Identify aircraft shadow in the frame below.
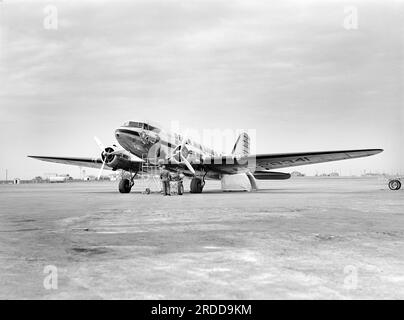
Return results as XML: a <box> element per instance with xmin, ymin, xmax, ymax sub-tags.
<box><xmin>83</xmin><ymin>188</ymin><xmax>349</xmax><ymax>195</ymax></box>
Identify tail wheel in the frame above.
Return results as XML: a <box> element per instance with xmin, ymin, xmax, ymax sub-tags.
<box><xmin>388</xmin><ymin>180</ymin><xmax>401</xmax><ymax>190</ymax></box>
<box><xmin>119</xmin><ymin>178</ymin><xmax>132</xmax><ymax>193</ymax></box>
<box><xmin>190</xmin><ymin>178</ymin><xmax>203</xmax><ymax>193</ymax></box>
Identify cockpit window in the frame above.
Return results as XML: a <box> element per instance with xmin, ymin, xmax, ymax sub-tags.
<box><xmin>122</xmin><ymin>121</ymin><xmax>161</xmax><ymax>133</ymax></box>
<box><xmin>147</xmin><ymin>124</ymin><xmax>160</xmax><ymax>133</ymax></box>
<box><xmin>123</xmin><ymin>121</ymin><xmax>144</xmax><ymax>128</ymax></box>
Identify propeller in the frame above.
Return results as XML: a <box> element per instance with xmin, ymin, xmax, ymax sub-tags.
<box><xmin>94</xmin><ymin>136</ymin><xmax>105</xmax><ymax>151</ymax></box>
<box><xmin>94</xmin><ymin>136</ymin><xmax>108</xmax><ymax>180</ymax></box>
<box><xmin>171</xmin><ymin>139</ymin><xmax>196</xmax><ymax>175</ymax></box>
<box><xmin>98</xmin><ymin>158</ymin><xmax>106</xmax><ymax>180</ymax></box>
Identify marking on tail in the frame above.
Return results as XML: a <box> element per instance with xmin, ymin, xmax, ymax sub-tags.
<box><xmin>231</xmin><ymin>132</ymin><xmax>250</xmax><ymax>156</ymax></box>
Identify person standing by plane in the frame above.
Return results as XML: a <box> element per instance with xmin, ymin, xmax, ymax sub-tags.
<box><xmin>178</xmin><ymin>172</ymin><xmax>185</xmax><ymax>195</ymax></box>
<box><xmin>171</xmin><ymin>171</ymin><xmax>184</xmax><ymax>195</ymax></box>
<box><xmin>160</xmin><ymin>166</ymin><xmax>171</xmax><ymax>196</ymax></box>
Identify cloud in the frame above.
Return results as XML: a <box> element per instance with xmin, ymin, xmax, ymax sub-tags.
<box><xmin>0</xmin><ymin>0</ymin><xmax>402</xmax><ymax>178</ymax></box>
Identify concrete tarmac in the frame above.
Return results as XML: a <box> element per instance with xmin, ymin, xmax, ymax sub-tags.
<box><xmin>0</xmin><ymin>177</ymin><xmax>403</xmax><ymax>299</ymax></box>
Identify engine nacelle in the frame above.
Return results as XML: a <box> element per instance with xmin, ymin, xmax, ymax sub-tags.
<box><xmin>101</xmin><ymin>146</ymin><xmax>141</xmax><ymax>171</ymax></box>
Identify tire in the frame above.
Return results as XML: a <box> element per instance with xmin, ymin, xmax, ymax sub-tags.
<box><xmin>388</xmin><ymin>180</ymin><xmax>401</xmax><ymax>191</ymax></box>
<box><xmin>190</xmin><ymin>178</ymin><xmax>203</xmax><ymax>193</ymax></box>
<box><xmin>119</xmin><ymin>178</ymin><xmax>132</xmax><ymax>193</ymax></box>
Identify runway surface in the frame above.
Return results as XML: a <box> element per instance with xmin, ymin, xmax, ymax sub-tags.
<box><xmin>0</xmin><ymin>177</ymin><xmax>403</xmax><ymax>299</ymax></box>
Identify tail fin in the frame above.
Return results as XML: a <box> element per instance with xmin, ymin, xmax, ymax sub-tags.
<box><xmin>231</xmin><ymin>132</ymin><xmax>250</xmax><ymax>156</ymax></box>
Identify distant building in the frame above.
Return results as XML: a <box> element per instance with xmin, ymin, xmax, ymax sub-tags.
<box><xmin>361</xmin><ymin>172</ymin><xmax>383</xmax><ymax>177</ymax></box>
<box><xmin>318</xmin><ymin>172</ymin><xmax>339</xmax><ymax>177</ymax></box>
<box><xmin>291</xmin><ymin>171</ymin><xmax>305</xmax><ymax>177</ymax></box>
<box><xmin>45</xmin><ymin>173</ymin><xmax>73</xmax><ymax>183</ymax></box>
<box><xmin>49</xmin><ymin>176</ymin><xmax>67</xmax><ymax>183</ymax></box>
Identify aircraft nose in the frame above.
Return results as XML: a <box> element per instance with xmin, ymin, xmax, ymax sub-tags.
<box><xmin>115</xmin><ymin>128</ymin><xmax>128</xmax><ymax>139</ymax></box>
<box><xmin>115</xmin><ymin>128</ymin><xmax>140</xmax><ymax>142</ymax></box>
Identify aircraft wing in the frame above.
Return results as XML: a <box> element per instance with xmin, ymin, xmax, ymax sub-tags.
<box><xmin>249</xmin><ymin>149</ymin><xmax>383</xmax><ymax>171</ymax></box>
<box><xmin>181</xmin><ymin>148</ymin><xmax>383</xmax><ymax>175</ymax></box>
<box><xmin>27</xmin><ymin>156</ymin><xmax>111</xmax><ymax>170</ymax></box>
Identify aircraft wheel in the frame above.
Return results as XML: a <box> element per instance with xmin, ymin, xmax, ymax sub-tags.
<box><xmin>190</xmin><ymin>178</ymin><xmax>203</xmax><ymax>193</ymax></box>
<box><xmin>388</xmin><ymin>179</ymin><xmax>401</xmax><ymax>190</ymax></box>
<box><xmin>119</xmin><ymin>178</ymin><xmax>132</xmax><ymax>193</ymax></box>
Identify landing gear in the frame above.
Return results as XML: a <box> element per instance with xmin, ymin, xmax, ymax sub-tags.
<box><xmin>119</xmin><ymin>178</ymin><xmax>132</xmax><ymax>193</ymax></box>
<box><xmin>118</xmin><ymin>171</ymin><xmax>138</xmax><ymax>193</ymax></box>
<box><xmin>388</xmin><ymin>179</ymin><xmax>401</xmax><ymax>191</ymax></box>
<box><xmin>190</xmin><ymin>177</ymin><xmax>204</xmax><ymax>193</ymax></box>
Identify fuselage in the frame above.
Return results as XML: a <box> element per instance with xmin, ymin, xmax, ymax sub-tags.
<box><xmin>115</xmin><ymin>121</ymin><xmax>219</xmax><ymax>162</ymax></box>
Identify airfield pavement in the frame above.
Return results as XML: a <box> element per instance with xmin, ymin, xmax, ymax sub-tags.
<box><xmin>0</xmin><ymin>176</ymin><xmax>403</xmax><ymax>299</ymax></box>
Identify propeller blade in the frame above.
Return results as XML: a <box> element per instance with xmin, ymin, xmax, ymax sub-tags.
<box><xmin>180</xmin><ymin>154</ymin><xmax>195</xmax><ymax>175</ymax></box>
<box><xmin>94</xmin><ymin>136</ymin><xmax>105</xmax><ymax>151</ymax></box>
<box><xmin>97</xmin><ymin>159</ymin><xmax>106</xmax><ymax>180</ymax></box>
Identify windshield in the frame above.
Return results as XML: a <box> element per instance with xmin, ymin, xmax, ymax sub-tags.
<box><xmin>123</xmin><ymin>121</ymin><xmax>144</xmax><ymax>128</ymax></box>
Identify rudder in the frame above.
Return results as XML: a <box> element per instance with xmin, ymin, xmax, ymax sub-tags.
<box><xmin>231</xmin><ymin>132</ymin><xmax>250</xmax><ymax>156</ymax></box>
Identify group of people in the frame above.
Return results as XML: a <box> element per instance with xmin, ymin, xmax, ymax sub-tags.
<box><xmin>160</xmin><ymin>167</ymin><xmax>184</xmax><ymax>196</ymax></box>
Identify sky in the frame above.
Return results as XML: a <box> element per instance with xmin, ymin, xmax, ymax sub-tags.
<box><xmin>0</xmin><ymin>0</ymin><xmax>403</xmax><ymax>179</ymax></box>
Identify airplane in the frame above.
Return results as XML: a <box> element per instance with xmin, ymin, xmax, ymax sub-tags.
<box><xmin>28</xmin><ymin>121</ymin><xmax>383</xmax><ymax>193</ymax></box>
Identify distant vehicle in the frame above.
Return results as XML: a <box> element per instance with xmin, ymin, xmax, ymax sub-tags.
<box><xmin>32</xmin><ymin>176</ymin><xmax>43</xmax><ymax>183</ymax></box>
<box><xmin>388</xmin><ymin>178</ymin><xmax>401</xmax><ymax>190</ymax></box>
<box><xmin>29</xmin><ymin>121</ymin><xmax>383</xmax><ymax>194</ymax></box>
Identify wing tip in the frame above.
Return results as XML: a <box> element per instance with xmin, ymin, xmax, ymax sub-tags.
<box><xmin>370</xmin><ymin>148</ymin><xmax>383</xmax><ymax>155</ymax></box>
<box><xmin>347</xmin><ymin>148</ymin><xmax>383</xmax><ymax>158</ymax></box>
